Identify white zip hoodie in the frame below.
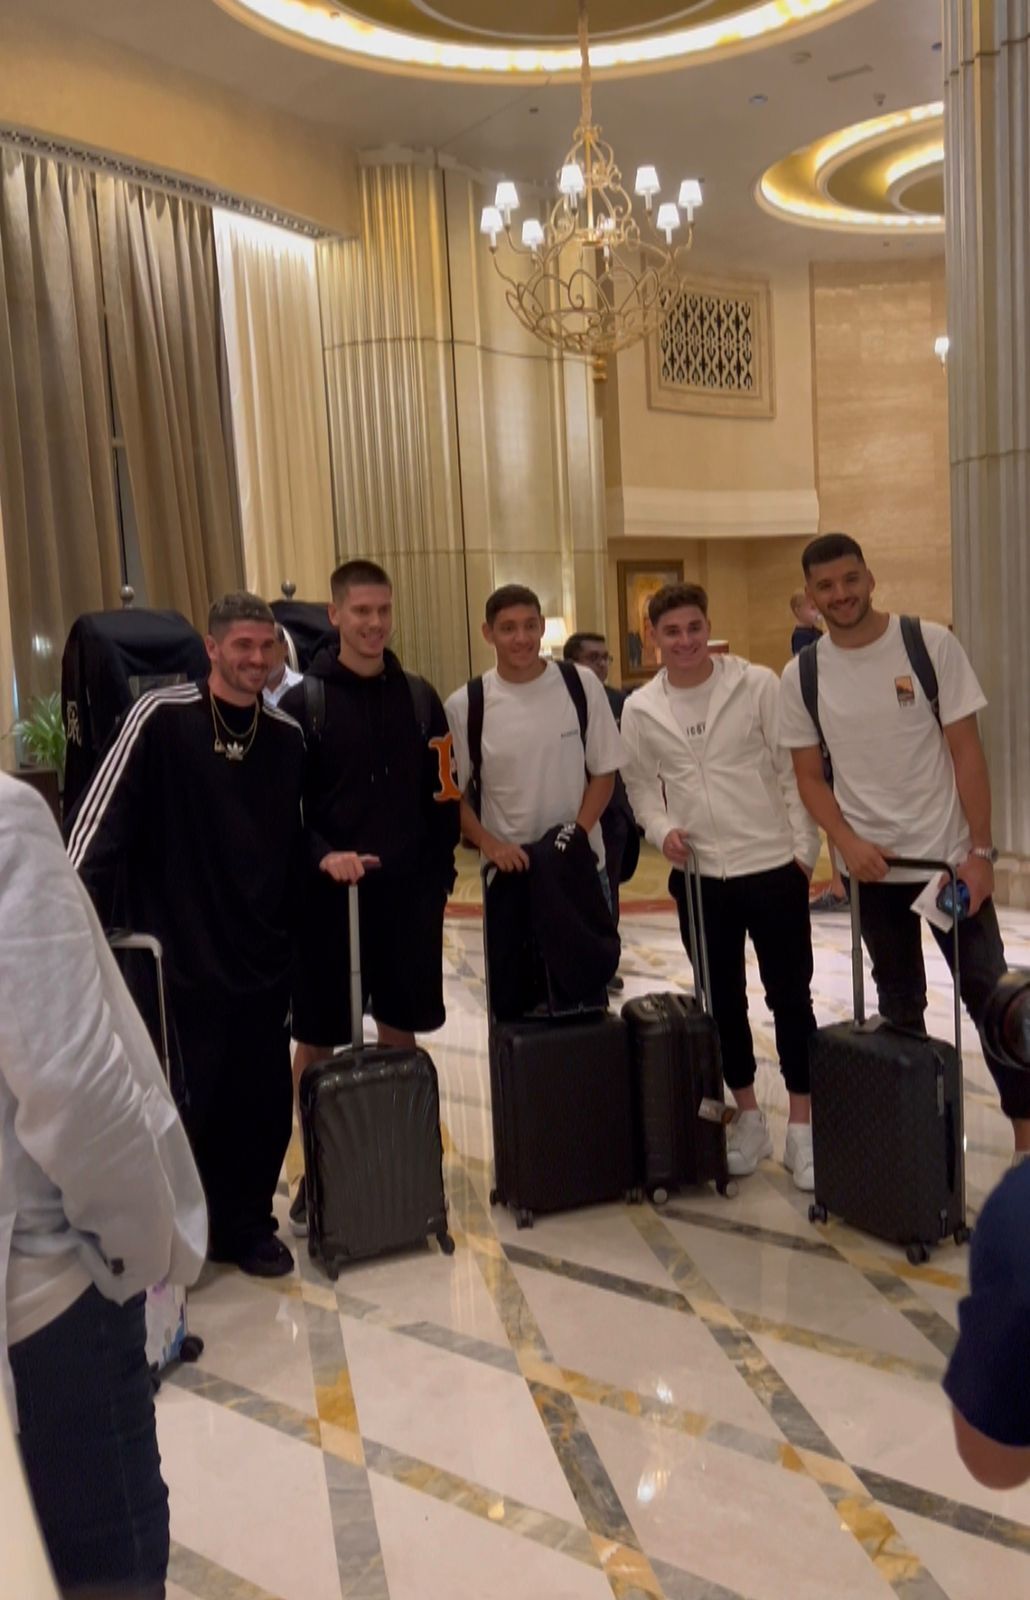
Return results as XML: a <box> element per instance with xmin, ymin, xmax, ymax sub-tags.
<box><xmin>621</xmin><ymin>655</ymin><xmax>819</xmax><ymax>879</ymax></box>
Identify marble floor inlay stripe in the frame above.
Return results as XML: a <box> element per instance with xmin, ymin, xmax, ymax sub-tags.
<box><xmin>167</xmin><ymin>1362</ymin><xmax>323</xmax><ymax>1446</ymax></box>
<box><xmin>732</xmin><ymin>1310</ymin><xmax>946</xmax><ymax>1385</ymax></box>
<box><xmin>660</xmin><ymin>1203</ymin><xmax>840</xmax><ymax>1261</ymax></box>
<box><xmin>854</xmin><ymin>1468</ymin><xmax>1030</xmax><ymax>1553</ymax></box>
<box><xmin>504</xmin><ymin>1240</ymin><xmax>695</xmax><ymax>1315</ymax></box>
<box><xmin>168</xmin><ymin>1542</ymin><xmax>284</xmax><ymax>1600</ymax></box>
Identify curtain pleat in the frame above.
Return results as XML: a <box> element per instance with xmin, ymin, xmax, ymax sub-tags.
<box><xmin>97</xmin><ymin>177</ymin><xmax>240</xmax><ymax>626</ymax></box>
<box><xmin>213</xmin><ymin>212</ymin><xmax>334</xmax><ymax>601</ymax></box>
<box><xmin>0</xmin><ymin>149</ymin><xmax>121</xmax><ymax>704</ymax></box>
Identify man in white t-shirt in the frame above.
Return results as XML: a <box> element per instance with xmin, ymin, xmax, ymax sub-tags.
<box><xmin>621</xmin><ymin>582</ymin><xmax>821</xmax><ymax>1189</ymax></box>
<box><xmin>445</xmin><ymin>584</ymin><xmax>625</xmax><ymax>1016</ymax></box>
<box><xmin>780</xmin><ymin>533</ymin><xmax>1028</xmax><ymax>1158</ymax></box>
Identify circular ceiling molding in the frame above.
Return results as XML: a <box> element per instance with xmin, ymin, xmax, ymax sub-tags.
<box><xmin>757</xmin><ymin>102</ymin><xmax>945</xmax><ymax>232</ymax></box>
<box><xmin>211</xmin><ymin>0</ymin><xmax>877</xmax><ymax>80</ymax></box>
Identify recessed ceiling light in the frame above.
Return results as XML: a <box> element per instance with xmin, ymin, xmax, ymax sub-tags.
<box><xmin>750</xmin><ymin>93</ymin><xmax>769</xmax><ymax>106</ymax></box>
<box><xmin>790</xmin><ymin>51</ymin><xmax>812</xmax><ymax>65</ymax></box>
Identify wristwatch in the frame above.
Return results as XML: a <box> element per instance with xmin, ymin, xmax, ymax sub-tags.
<box><xmin>971</xmin><ymin>846</ymin><xmax>999</xmax><ymax>864</ymax></box>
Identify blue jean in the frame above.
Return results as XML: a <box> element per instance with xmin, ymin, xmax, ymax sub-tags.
<box><xmin>11</xmin><ymin>1286</ymin><xmax>169</xmax><ymax>1598</ymax></box>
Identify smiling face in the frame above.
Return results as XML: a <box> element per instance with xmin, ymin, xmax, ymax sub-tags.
<box><xmin>206</xmin><ymin>619</ymin><xmax>277</xmax><ymax>703</ymax></box>
<box><xmin>330</xmin><ymin>582</ymin><xmax>394</xmax><ymax>666</ymax></box>
<box><xmin>805</xmin><ymin>554</ymin><xmax>876</xmax><ymax>634</ymax></box>
<box><xmin>651</xmin><ymin>604</ymin><xmax>711</xmax><ymax>680</ymax></box>
<box><xmin>483</xmin><ymin>604</ymin><xmax>545</xmax><ymax>679</ymax></box>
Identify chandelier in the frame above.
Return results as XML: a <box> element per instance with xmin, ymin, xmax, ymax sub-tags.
<box><xmin>479</xmin><ymin>0</ymin><xmax>702</xmax><ymax>380</ymax></box>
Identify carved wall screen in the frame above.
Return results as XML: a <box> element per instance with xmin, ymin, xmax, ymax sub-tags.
<box><xmin>646</xmin><ymin>274</ymin><xmax>774</xmax><ymax>419</ymax></box>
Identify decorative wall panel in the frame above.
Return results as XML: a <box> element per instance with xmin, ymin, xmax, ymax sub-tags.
<box><xmin>646</xmin><ymin>273</ymin><xmax>774</xmax><ymax>419</ymax></box>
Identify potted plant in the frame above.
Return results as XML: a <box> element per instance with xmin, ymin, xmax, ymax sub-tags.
<box><xmin>5</xmin><ymin>693</ymin><xmax>66</xmax><ymax>823</ymax></box>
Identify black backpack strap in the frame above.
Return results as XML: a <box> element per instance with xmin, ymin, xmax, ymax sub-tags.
<box><xmin>403</xmin><ymin>671</ymin><xmax>433</xmax><ymax>741</ymax></box>
<box><xmin>555</xmin><ymin>660</ymin><xmax>588</xmax><ymax>749</ymax></box>
<box><xmin>899</xmin><ymin>615</ymin><xmax>941</xmax><ymax>728</ymax></box>
<box><xmin>466</xmin><ymin>676</ymin><xmax>485</xmax><ymax>817</ymax></box>
<box><xmin>798</xmin><ymin>640</ymin><xmax>833</xmax><ymax>787</ymax></box>
<box><xmin>302</xmin><ymin>675</ymin><xmax>326</xmax><ymax>744</ymax></box>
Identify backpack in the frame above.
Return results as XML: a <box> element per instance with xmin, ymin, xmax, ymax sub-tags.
<box><xmin>465</xmin><ymin>660</ymin><xmax>588</xmax><ymax>819</ymax></box>
<box><xmin>798</xmin><ymin>614</ymin><xmax>941</xmax><ymax>788</ymax></box>
<box><xmin>301</xmin><ymin>670</ymin><xmax>433</xmax><ymax>746</ymax></box>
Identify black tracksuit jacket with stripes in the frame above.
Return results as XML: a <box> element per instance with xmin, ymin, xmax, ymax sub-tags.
<box><xmin>66</xmin><ymin>682</ymin><xmax>305</xmax><ymax>998</ymax></box>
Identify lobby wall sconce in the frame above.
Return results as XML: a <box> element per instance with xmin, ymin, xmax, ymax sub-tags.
<box><xmin>934</xmin><ymin>335</ymin><xmax>950</xmax><ymax>367</ymax></box>
<box><xmin>541</xmin><ymin>616</ymin><xmax>568</xmax><ymax>658</ymax></box>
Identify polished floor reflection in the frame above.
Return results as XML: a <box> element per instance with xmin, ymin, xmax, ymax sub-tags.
<box><xmin>160</xmin><ymin>903</ymin><xmax>1030</xmax><ymax>1600</ymax></box>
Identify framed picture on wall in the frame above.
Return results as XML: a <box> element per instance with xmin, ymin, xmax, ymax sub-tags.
<box><xmin>617</xmin><ymin>560</ymin><xmax>684</xmax><ymax>684</ymax></box>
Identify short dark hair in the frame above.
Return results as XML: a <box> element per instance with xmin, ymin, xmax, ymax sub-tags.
<box><xmin>207</xmin><ymin>591</ymin><xmax>275</xmax><ymax>637</ymax></box>
<box><xmin>485</xmin><ymin>584</ymin><xmax>541</xmax><ymax>626</ymax></box>
<box><xmin>648</xmin><ymin>582</ymin><xmax>709</xmax><ymax>627</ymax></box>
<box><xmin>802</xmin><ymin>533</ymin><xmax>865</xmax><ymax>576</ymax></box>
<box><xmin>331</xmin><ymin>559</ymin><xmax>392</xmax><ymax>598</ymax></box>
<box><xmin>563</xmin><ymin>631</ymin><xmax>606</xmax><ymax>661</ymax></box>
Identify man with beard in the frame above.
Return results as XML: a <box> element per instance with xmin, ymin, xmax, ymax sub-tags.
<box><xmin>779</xmin><ymin>533</ymin><xmax>1029</xmax><ymax>1161</ymax></box>
<box><xmin>68</xmin><ymin>592</ymin><xmax>305</xmax><ymax>1277</ymax></box>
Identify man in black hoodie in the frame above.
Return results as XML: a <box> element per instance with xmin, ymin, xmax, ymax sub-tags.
<box><xmin>282</xmin><ymin>560</ymin><xmax>460</xmax><ymax>1234</ymax></box>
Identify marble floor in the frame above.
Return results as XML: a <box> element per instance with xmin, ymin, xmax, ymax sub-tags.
<box><xmin>159</xmin><ymin>902</ymin><xmax>1030</xmax><ymax>1600</ymax></box>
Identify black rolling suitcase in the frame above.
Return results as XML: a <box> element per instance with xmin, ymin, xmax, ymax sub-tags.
<box><xmin>622</xmin><ymin>847</ymin><xmax>734</xmax><ymax>1204</ymax></box>
<box><xmin>808</xmin><ymin>858</ymin><xmax>969</xmax><ymax>1263</ymax></box>
<box><xmin>299</xmin><ymin>884</ymin><xmax>454</xmax><ymax>1278</ymax></box>
<box><xmin>484</xmin><ymin>871</ymin><xmax>637</xmax><ymax>1229</ymax></box>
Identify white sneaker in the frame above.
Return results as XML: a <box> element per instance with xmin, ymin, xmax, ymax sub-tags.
<box><xmin>726</xmin><ymin>1110</ymin><xmax>773</xmax><ymax>1177</ymax></box>
<box><xmin>784</xmin><ymin>1123</ymin><xmax>815</xmax><ymax>1192</ymax></box>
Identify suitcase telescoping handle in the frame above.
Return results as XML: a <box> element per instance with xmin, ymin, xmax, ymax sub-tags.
<box><xmin>682</xmin><ymin>843</ymin><xmax>714</xmax><ymax>1017</ymax></box>
<box><xmin>107</xmin><ymin>931</ymin><xmax>171</xmax><ymax>1080</ymax></box>
<box><xmin>848</xmin><ymin>857</ymin><xmax>963</xmax><ymax>1064</ymax></box>
<box><xmin>347</xmin><ymin>881</ymin><xmax>364</xmax><ymax>1052</ymax></box>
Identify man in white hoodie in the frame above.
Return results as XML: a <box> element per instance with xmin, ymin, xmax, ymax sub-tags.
<box><xmin>1</xmin><ymin>774</ymin><xmax>206</xmax><ymax>1597</ymax></box>
<box><xmin>621</xmin><ymin>582</ymin><xmax>821</xmax><ymax>1190</ymax></box>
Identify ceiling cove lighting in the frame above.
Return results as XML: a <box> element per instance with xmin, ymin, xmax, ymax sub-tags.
<box><xmin>478</xmin><ymin>0</ymin><xmax>702</xmax><ymax>379</ymax></box>
<box><xmin>212</xmin><ymin>0</ymin><xmax>870</xmax><ymax>79</ymax></box>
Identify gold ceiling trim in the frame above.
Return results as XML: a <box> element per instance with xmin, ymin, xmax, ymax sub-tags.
<box><xmin>757</xmin><ymin>102</ymin><xmax>945</xmax><ymax>233</ymax></box>
<box><xmin>211</xmin><ymin>0</ymin><xmax>875</xmax><ymax>80</ymax></box>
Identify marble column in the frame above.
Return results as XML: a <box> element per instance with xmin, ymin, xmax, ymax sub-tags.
<box><xmin>944</xmin><ymin>1</ymin><xmax>1030</xmax><ymax>892</ymax></box>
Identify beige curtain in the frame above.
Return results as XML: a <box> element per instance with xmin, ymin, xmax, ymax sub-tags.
<box><xmin>213</xmin><ymin>212</ymin><xmax>334</xmax><ymax>602</ymax></box>
<box><xmin>97</xmin><ymin>177</ymin><xmax>239</xmax><ymax>626</ymax></box>
<box><xmin>0</xmin><ymin>495</ymin><xmax>16</xmax><ymax>764</ymax></box>
<box><xmin>0</xmin><ymin>149</ymin><xmax>121</xmax><ymax>704</ymax></box>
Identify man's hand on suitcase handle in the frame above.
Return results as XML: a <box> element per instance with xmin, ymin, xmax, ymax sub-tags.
<box><xmin>837</xmin><ymin>830</ymin><xmax>892</xmax><ymax>883</ymax></box>
<box><xmin>481</xmin><ymin>834</ymin><xmax>530</xmax><ymax>873</ymax></box>
<box><xmin>320</xmin><ymin>851</ymin><xmax>381</xmax><ymax>884</ymax></box>
<box><xmin>662</xmin><ymin>829</ymin><xmax>690</xmax><ymax>867</ymax></box>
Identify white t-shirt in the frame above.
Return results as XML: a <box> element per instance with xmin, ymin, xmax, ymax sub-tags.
<box><xmin>779</xmin><ymin>617</ymin><xmax>986</xmax><ymax>877</ymax></box>
<box><xmin>663</xmin><ymin>673</ymin><xmax>715</xmax><ymax>745</ymax></box>
<box><xmin>445</xmin><ymin>662</ymin><xmax>625</xmax><ymax>867</ymax></box>
<box><xmin>263</xmin><ymin>665</ymin><xmax>303</xmax><ymax>709</ymax></box>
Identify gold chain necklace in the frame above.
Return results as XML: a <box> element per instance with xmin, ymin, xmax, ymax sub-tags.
<box><xmin>210</xmin><ymin>693</ymin><xmax>260</xmax><ymax>762</ymax></box>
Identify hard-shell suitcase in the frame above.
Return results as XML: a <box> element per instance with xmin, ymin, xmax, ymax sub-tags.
<box><xmin>808</xmin><ymin>858</ymin><xmax>969</xmax><ymax>1263</ymax></box>
<box><xmin>483</xmin><ymin>868</ymin><xmax>637</xmax><ymax>1228</ymax></box>
<box><xmin>108</xmin><ymin>932</ymin><xmax>204</xmax><ymax>1379</ymax></box>
<box><xmin>622</xmin><ymin>848</ymin><xmax>733</xmax><ymax>1203</ymax></box>
<box><xmin>299</xmin><ymin>884</ymin><xmax>453</xmax><ymax>1279</ymax></box>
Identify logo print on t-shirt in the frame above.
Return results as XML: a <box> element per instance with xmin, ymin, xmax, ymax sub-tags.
<box><xmin>429</xmin><ymin>733</ymin><xmax>462</xmax><ymax>803</ymax></box>
<box><xmin>895</xmin><ymin>676</ymin><xmax>916</xmax><ymax>707</ymax></box>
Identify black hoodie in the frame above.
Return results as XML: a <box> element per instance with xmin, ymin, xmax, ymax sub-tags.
<box><xmin>281</xmin><ymin>648</ymin><xmax>459</xmax><ymax>891</ymax></box>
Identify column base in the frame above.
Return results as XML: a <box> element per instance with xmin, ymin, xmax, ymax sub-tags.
<box><xmin>994</xmin><ymin>857</ymin><xmax>1030</xmax><ymax>911</ymax></box>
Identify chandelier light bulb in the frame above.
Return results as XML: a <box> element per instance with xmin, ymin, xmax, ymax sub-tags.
<box><xmin>559</xmin><ymin>162</ymin><xmax>586</xmax><ymax>201</ymax></box>
<box><xmin>521</xmin><ymin>218</ymin><xmax>545</xmax><ymax>250</ymax></box>
<box><xmin>479</xmin><ymin>205</ymin><xmax>503</xmax><ymax>247</ymax></box>
<box><xmin>656</xmin><ymin>202</ymin><xmax>681</xmax><ymax>243</ymax></box>
<box><xmin>634</xmin><ymin>165</ymin><xmax>660</xmax><ymax>212</ymax></box>
<box><xmin>678</xmin><ymin>178</ymin><xmax>703</xmax><ymax>221</ymax></box>
<box><xmin>495</xmin><ymin>181</ymin><xmax>520</xmax><ymax>223</ymax></box>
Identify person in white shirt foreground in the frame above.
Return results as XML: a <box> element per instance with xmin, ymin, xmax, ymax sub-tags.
<box><xmin>0</xmin><ymin>774</ymin><xmax>206</xmax><ymax>1598</ymax></box>
<box><xmin>779</xmin><ymin>532</ymin><xmax>1028</xmax><ymax>1161</ymax></box>
<box><xmin>621</xmin><ymin>582</ymin><xmax>821</xmax><ymax>1190</ymax></box>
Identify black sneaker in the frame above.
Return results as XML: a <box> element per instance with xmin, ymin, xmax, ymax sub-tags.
<box><xmin>289</xmin><ymin>1177</ymin><xmax>308</xmax><ymax>1238</ymax></box>
<box><xmin>237</xmin><ymin>1235</ymin><xmax>295</xmax><ymax>1279</ymax></box>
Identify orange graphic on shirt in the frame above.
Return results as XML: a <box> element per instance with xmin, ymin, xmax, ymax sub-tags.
<box><xmin>429</xmin><ymin>732</ymin><xmax>461</xmax><ymax>803</ymax></box>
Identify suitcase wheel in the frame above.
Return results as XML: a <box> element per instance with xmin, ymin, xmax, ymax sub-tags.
<box><xmin>906</xmin><ymin>1242</ymin><xmax>930</xmax><ymax>1266</ymax></box>
<box><xmin>437</xmin><ymin>1230</ymin><xmax>456</xmax><ymax>1257</ymax></box>
<box><xmin>954</xmin><ymin>1225</ymin><xmax>971</xmax><ymax>1247</ymax></box>
<box><xmin>489</xmin><ymin>1188</ymin><xmax>500</xmax><ymax>1207</ymax></box>
<box><xmin>179</xmin><ymin>1334</ymin><xmax>204</xmax><ymax>1364</ymax></box>
<box><xmin>649</xmin><ymin>1186</ymin><xmax>669</xmax><ymax>1207</ymax></box>
<box><xmin>515</xmin><ymin>1208</ymin><xmax>534</xmax><ymax>1230</ymax></box>
<box><xmin>808</xmin><ymin>1202</ymin><xmax>828</xmax><ymax>1225</ymax></box>
<box><xmin>716</xmin><ymin>1179</ymin><xmax>739</xmax><ymax>1200</ymax></box>
<box><xmin>326</xmin><ymin>1261</ymin><xmax>341</xmax><ymax>1282</ymax></box>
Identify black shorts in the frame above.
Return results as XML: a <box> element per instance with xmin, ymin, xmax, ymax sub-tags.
<box><xmin>292</xmin><ymin>869</ymin><xmax>448</xmax><ymax>1046</ymax></box>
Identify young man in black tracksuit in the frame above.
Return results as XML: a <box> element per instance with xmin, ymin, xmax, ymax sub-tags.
<box><xmin>67</xmin><ymin>593</ymin><xmax>306</xmax><ymax>1278</ymax></box>
<box><xmin>282</xmin><ymin>559</ymin><xmax>460</xmax><ymax>1234</ymax></box>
